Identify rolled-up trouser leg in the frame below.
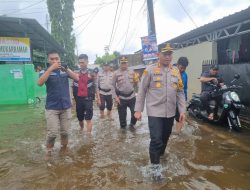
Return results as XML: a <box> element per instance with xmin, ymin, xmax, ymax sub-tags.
<box><xmin>148</xmin><ymin>116</ymin><xmax>164</xmax><ymax>164</ymax></box>
<box><xmin>59</xmin><ymin>108</ymin><xmax>71</xmax><ymax>146</ymax></box>
<box><xmin>106</xmin><ymin>95</ymin><xmax>113</xmax><ymax>111</ymax></box>
<box><xmin>160</xmin><ymin>117</ymin><xmax>174</xmax><ymax>155</ymax></box>
<box><xmin>99</xmin><ymin>94</ymin><xmax>105</xmax><ymax>111</ymax></box>
<box><xmin>45</xmin><ymin>109</ymin><xmax>60</xmax><ymax>148</ymax></box>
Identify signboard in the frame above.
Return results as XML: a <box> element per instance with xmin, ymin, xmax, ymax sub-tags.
<box><xmin>10</xmin><ymin>69</ymin><xmax>23</xmax><ymax>79</ymax></box>
<box><xmin>0</xmin><ymin>37</ymin><xmax>31</xmax><ymax>61</ymax></box>
<box><xmin>141</xmin><ymin>35</ymin><xmax>158</xmax><ymax>61</ymax></box>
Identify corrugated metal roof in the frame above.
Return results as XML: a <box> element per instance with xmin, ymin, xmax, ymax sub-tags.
<box><xmin>162</xmin><ymin>6</ymin><xmax>250</xmax><ymax>44</ymax></box>
<box><xmin>0</xmin><ymin>16</ymin><xmax>65</xmax><ymax>53</ymax></box>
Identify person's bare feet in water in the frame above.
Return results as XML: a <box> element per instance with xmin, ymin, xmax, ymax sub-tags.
<box><xmin>45</xmin><ymin>150</ymin><xmax>52</xmax><ymax>161</ymax></box>
<box><xmin>208</xmin><ymin>113</ymin><xmax>214</xmax><ymax>120</ymax></box>
<box><xmin>79</xmin><ymin>121</ymin><xmax>84</xmax><ymax>130</ymax></box>
<box><xmin>59</xmin><ymin>146</ymin><xmax>69</xmax><ymax>156</ymax></box>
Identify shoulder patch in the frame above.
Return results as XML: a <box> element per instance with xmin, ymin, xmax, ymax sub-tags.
<box><xmin>143</xmin><ymin>69</ymin><xmax>148</xmax><ymax>76</ymax></box>
<box><xmin>171</xmin><ymin>67</ymin><xmax>179</xmax><ymax>76</ymax></box>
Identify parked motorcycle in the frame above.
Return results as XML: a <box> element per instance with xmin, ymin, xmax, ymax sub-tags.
<box><xmin>188</xmin><ymin>74</ymin><xmax>244</xmax><ymax>131</ymax></box>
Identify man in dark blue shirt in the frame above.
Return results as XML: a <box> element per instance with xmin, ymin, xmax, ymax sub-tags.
<box><xmin>200</xmin><ymin>64</ymin><xmax>224</xmax><ymax>120</ymax></box>
<box><xmin>37</xmin><ymin>50</ymin><xmax>79</xmax><ymax>160</ymax></box>
<box><xmin>174</xmin><ymin>57</ymin><xmax>189</xmax><ymax>133</ymax></box>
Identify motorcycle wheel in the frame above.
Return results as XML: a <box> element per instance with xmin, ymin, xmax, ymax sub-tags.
<box><xmin>188</xmin><ymin>104</ymin><xmax>200</xmax><ymax>118</ymax></box>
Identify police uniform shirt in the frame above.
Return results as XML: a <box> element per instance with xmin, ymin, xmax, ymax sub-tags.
<box><xmin>113</xmin><ymin>68</ymin><xmax>136</xmax><ymax>100</ymax></box>
<box><xmin>135</xmin><ymin>63</ymin><xmax>186</xmax><ymax>118</ymax></box>
<box><xmin>97</xmin><ymin>70</ymin><xmax>114</xmax><ymax>96</ymax></box>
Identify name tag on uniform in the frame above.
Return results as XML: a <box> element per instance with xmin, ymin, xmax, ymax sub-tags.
<box><xmin>153</xmin><ymin>76</ymin><xmax>162</xmax><ymax>81</ymax></box>
<box><xmin>156</xmin><ymin>82</ymin><xmax>161</xmax><ymax>88</ymax></box>
<box><xmin>171</xmin><ymin>76</ymin><xmax>178</xmax><ymax>83</ymax></box>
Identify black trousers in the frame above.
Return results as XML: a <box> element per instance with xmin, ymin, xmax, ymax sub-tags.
<box><xmin>76</xmin><ymin>97</ymin><xmax>93</xmax><ymax>121</ymax></box>
<box><xmin>200</xmin><ymin>91</ymin><xmax>220</xmax><ymax>115</ymax></box>
<box><xmin>148</xmin><ymin>116</ymin><xmax>174</xmax><ymax>164</ymax></box>
<box><xmin>117</xmin><ymin>97</ymin><xmax>137</xmax><ymax>128</ymax></box>
<box><xmin>99</xmin><ymin>94</ymin><xmax>113</xmax><ymax>111</ymax></box>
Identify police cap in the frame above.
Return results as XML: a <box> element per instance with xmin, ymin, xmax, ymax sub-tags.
<box><xmin>120</xmin><ymin>56</ymin><xmax>128</xmax><ymax>63</ymax></box>
<box><xmin>158</xmin><ymin>43</ymin><xmax>174</xmax><ymax>53</ymax></box>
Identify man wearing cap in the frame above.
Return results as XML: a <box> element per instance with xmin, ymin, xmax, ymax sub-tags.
<box><xmin>134</xmin><ymin>43</ymin><xmax>186</xmax><ymax>179</ymax></box>
<box><xmin>200</xmin><ymin>64</ymin><xmax>224</xmax><ymax>120</ymax></box>
<box><xmin>112</xmin><ymin>56</ymin><xmax>139</xmax><ymax>129</ymax></box>
<box><xmin>97</xmin><ymin>62</ymin><xmax>115</xmax><ymax>119</ymax></box>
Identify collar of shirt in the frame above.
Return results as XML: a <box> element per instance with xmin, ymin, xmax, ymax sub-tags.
<box><xmin>80</xmin><ymin>68</ymin><xmax>88</xmax><ymax>74</ymax></box>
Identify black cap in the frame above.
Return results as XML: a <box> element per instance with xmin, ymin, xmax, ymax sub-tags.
<box><xmin>93</xmin><ymin>67</ymin><xmax>99</xmax><ymax>73</ymax></box>
<box><xmin>210</xmin><ymin>64</ymin><xmax>219</xmax><ymax>70</ymax></box>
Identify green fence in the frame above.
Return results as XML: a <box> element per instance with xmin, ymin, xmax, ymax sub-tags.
<box><xmin>0</xmin><ymin>64</ymin><xmax>46</xmax><ymax>105</ymax></box>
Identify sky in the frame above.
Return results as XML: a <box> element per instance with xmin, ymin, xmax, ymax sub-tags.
<box><xmin>0</xmin><ymin>0</ymin><xmax>249</xmax><ymax>63</ymax></box>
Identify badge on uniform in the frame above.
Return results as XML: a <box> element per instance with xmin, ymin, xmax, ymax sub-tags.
<box><xmin>154</xmin><ymin>68</ymin><xmax>161</xmax><ymax>74</ymax></box>
<box><xmin>156</xmin><ymin>82</ymin><xmax>161</xmax><ymax>88</ymax></box>
<box><xmin>133</xmin><ymin>73</ymin><xmax>140</xmax><ymax>82</ymax></box>
<box><xmin>171</xmin><ymin>76</ymin><xmax>178</xmax><ymax>89</ymax></box>
<box><xmin>171</xmin><ymin>69</ymin><xmax>178</xmax><ymax>76</ymax></box>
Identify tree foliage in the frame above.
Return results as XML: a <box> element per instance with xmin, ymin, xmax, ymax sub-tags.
<box><xmin>94</xmin><ymin>51</ymin><xmax>120</xmax><ymax>65</ymax></box>
<box><xmin>47</xmin><ymin>0</ymin><xmax>76</xmax><ymax>66</ymax></box>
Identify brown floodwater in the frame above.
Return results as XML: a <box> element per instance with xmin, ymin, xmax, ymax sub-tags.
<box><xmin>0</xmin><ymin>103</ymin><xmax>250</xmax><ymax>190</ymax></box>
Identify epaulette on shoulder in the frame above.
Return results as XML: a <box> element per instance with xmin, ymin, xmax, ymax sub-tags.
<box><xmin>171</xmin><ymin>64</ymin><xmax>178</xmax><ymax>70</ymax></box>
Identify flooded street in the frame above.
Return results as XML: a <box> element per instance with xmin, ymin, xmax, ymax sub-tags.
<box><xmin>0</xmin><ymin>103</ymin><xmax>250</xmax><ymax>190</ymax></box>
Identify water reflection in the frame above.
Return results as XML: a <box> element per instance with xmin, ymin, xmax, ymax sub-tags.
<box><xmin>0</xmin><ymin>103</ymin><xmax>250</xmax><ymax>189</ymax></box>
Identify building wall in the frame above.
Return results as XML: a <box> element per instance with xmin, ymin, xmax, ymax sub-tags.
<box><xmin>172</xmin><ymin>41</ymin><xmax>217</xmax><ymax>99</ymax></box>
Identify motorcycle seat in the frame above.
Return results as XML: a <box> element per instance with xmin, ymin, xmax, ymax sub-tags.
<box><xmin>192</xmin><ymin>93</ymin><xmax>200</xmax><ymax>98</ymax></box>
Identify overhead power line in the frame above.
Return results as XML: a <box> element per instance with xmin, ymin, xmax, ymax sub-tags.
<box><xmin>177</xmin><ymin>0</ymin><xmax>198</xmax><ymax>28</ymax></box>
<box><xmin>113</xmin><ymin>0</ymin><xmax>146</xmax><ymax>50</ymax></box>
<box><xmin>74</xmin><ymin>3</ymin><xmax>111</xmax><ymax>20</ymax></box>
<box><xmin>74</xmin><ymin>3</ymin><xmax>103</xmax><ymax>31</ymax></box>
<box><xmin>2</xmin><ymin>0</ymin><xmax>45</xmax><ymax>16</ymax></box>
<box><xmin>108</xmin><ymin>0</ymin><xmax>120</xmax><ymax>50</ymax></box>
<box><xmin>122</xmin><ymin>0</ymin><xmax>134</xmax><ymax>52</ymax></box>
<box><xmin>109</xmin><ymin>0</ymin><xmax>125</xmax><ymax>49</ymax></box>
<box><xmin>75</xmin><ymin>0</ymin><xmax>105</xmax><ymax>37</ymax></box>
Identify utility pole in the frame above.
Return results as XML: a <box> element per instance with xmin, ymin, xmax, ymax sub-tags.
<box><xmin>147</xmin><ymin>0</ymin><xmax>156</xmax><ymax>36</ymax></box>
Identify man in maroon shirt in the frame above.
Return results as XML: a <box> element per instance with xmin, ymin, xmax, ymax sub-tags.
<box><xmin>73</xmin><ymin>54</ymin><xmax>100</xmax><ymax>132</ymax></box>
